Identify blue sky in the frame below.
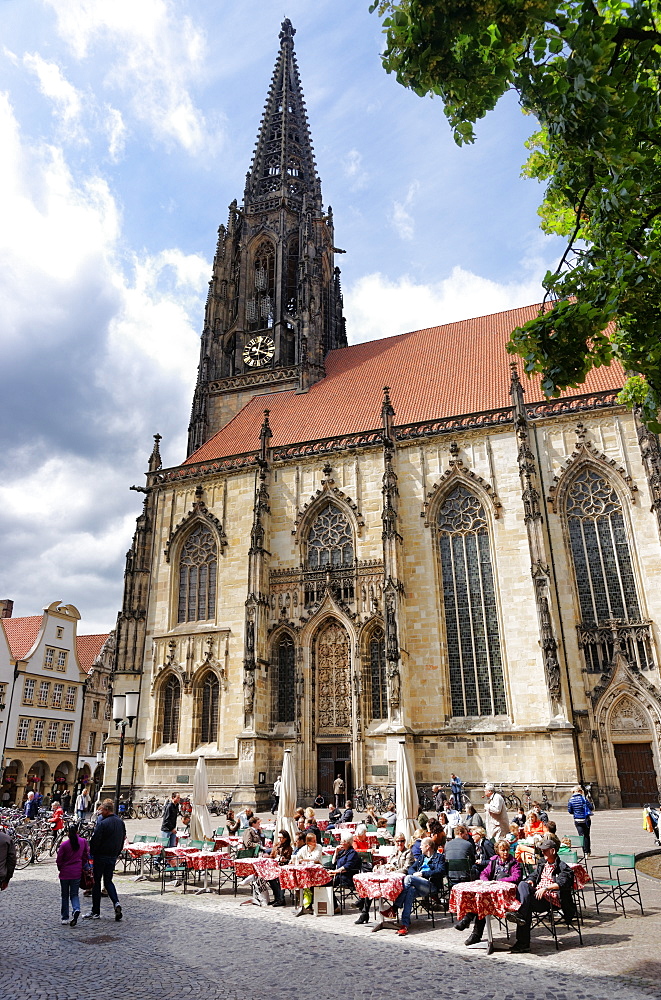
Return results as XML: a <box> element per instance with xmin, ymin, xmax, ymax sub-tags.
<box><xmin>0</xmin><ymin>0</ymin><xmax>563</xmax><ymax>634</ymax></box>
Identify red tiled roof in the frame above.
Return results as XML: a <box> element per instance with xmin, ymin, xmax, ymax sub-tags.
<box><xmin>76</xmin><ymin>634</ymin><xmax>109</xmax><ymax>673</ymax></box>
<box><xmin>1</xmin><ymin>615</ymin><xmax>43</xmax><ymax>661</ymax></box>
<box><xmin>186</xmin><ymin>304</ymin><xmax>624</xmax><ymax>464</ymax></box>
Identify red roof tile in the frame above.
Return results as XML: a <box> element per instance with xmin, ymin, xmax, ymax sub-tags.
<box><xmin>2</xmin><ymin>616</ymin><xmax>43</xmax><ymax>661</ymax></box>
<box><xmin>186</xmin><ymin>304</ymin><xmax>624</xmax><ymax>464</ymax></box>
<box><xmin>76</xmin><ymin>634</ymin><xmax>109</xmax><ymax>673</ymax></box>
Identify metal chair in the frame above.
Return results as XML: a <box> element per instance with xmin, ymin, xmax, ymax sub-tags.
<box><xmin>160</xmin><ymin>852</ymin><xmax>188</xmax><ymax>894</ymax></box>
<box><xmin>591</xmin><ymin>853</ymin><xmax>643</xmax><ymax>917</ymax></box>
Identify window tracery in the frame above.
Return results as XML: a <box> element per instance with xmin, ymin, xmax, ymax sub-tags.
<box><xmin>437</xmin><ymin>485</ymin><xmax>507</xmax><ymax>717</ymax></box>
<box><xmin>247</xmin><ymin>240</ymin><xmax>275</xmax><ymax>330</ymax></box>
<box><xmin>162</xmin><ymin>676</ymin><xmax>180</xmax><ymax>745</ymax></box>
<box><xmin>177</xmin><ymin>524</ymin><xmax>217</xmax><ymax>623</ymax></box>
<box><xmin>200</xmin><ymin>672</ymin><xmax>219</xmax><ymax>744</ymax></box>
<box><xmin>316</xmin><ymin>621</ymin><xmax>351</xmax><ymax>732</ymax></box>
<box><xmin>368</xmin><ymin>627</ymin><xmax>387</xmax><ymax>720</ymax></box>
<box><xmin>273</xmin><ymin>634</ymin><xmax>296</xmax><ymax>724</ymax></box>
<box><xmin>307</xmin><ymin>503</ymin><xmax>354</xmax><ymax>569</ymax></box>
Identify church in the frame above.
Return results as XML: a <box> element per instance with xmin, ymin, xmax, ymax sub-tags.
<box><xmin>106</xmin><ymin>20</ymin><xmax>661</xmax><ymax>811</ymax></box>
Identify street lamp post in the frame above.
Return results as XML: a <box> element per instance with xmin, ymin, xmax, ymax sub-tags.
<box><xmin>112</xmin><ymin>692</ymin><xmax>139</xmax><ymax>812</ymax></box>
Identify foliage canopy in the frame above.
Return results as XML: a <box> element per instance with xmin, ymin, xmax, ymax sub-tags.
<box><xmin>372</xmin><ymin>0</ymin><xmax>661</xmax><ymax>428</ymax></box>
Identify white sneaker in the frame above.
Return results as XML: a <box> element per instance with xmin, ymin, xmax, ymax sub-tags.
<box><xmin>82</xmin><ymin>912</ymin><xmax>100</xmax><ymax>920</ymax></box>
<box><xmin>61</xmin><ymin>918</ymin><xmax>69</xmax><ymax>924</ymax></box>
<box><xmin>294</xmin><ymin>906</ymin><xmax>304</xmax><ymax>916</ymax></box>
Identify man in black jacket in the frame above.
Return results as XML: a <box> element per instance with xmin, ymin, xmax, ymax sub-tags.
<box><xmin>84</xmin><ymin>799</ymin><xmax>127</xmax><ymax>922</ymax></box>
<box><xmin>161</xmin><ymin>792</ymin><xmax>180</xmax><ymax>848</ymax></box>
<box><xmin>444</xmin><ymin>825</ymin><xmax>477</xmax><ymax>887</ymax></box>
<box><xmin>0</xmin><ymin>829</ymin><xmax>16</xmax><ymax>892</ymax></box>
<box><xmin>506</xmin><ymin>838</ymin><xmax>575</xmax><ymax>953</ymax></box>
<box><xmin>470</xmin><ymin>827</ymin><xmax>495</xmax><ymax>878</ymax></box>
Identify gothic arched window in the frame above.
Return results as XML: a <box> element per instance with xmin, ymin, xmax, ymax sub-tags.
<box><xmin>200</xmin><ymin>673</ymin><xmax>219</xmax><ymax>744</ymax></box>
<box><xmin>437</xmin><ymin>485</ymin><xmax>507</xmax><ymax>717</ymax></box>
<box><xmin>565</xmin><ymin>468</ymin><xmax>640</xmax><ymax>624</ymax></box>
<box><xmin>274</xmin><ymin>635</ymin><xmax>296</xmax><ymax>724</ymax></box>
<box><xmin>162</xmin><ymin>676</ymin><xmax>181</xmax><ymax>745</ymax></box>
<box><xmin>248</xmin><ymin>240</ymin><xmax>275</xmax><ymax>330</ymax></box>
<box><xmin>178</xmin><ymin>524</ymin><xmax>217</xmax><ymax>624</ymax></box>
<box><xmin>307</xmin><ymin>503</ymin><xmax>354</xmax><ymax>569</ymax></box>
<box><xmin>368</xmin><ymin>627</ymin><xmax>387</xmax><ymax>720</ymax></box>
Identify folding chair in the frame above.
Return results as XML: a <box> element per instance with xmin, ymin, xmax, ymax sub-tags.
<box><xmin>366</xmin><ymin>824</ymin><xmax>378</xmax><ymax>833</ymax></box>
<box><xmin>443</xmin><ymin>859</ymin><xmax>472</xmax><ymax>922</ymax></box>
<box><xmin>591</xmin><ymin>853</ymin><xmax>643</xmax><ymax>917</ymax></box>
<box><xmin>215</xmin><ymin>826</ymin><xmax>225</xmax><ymax>837</ymax></box>
<box><xmin>530</xmin><ymin>894</ymin><xmax>583</xmax><ymax>949</ymax></box>
<box><xmin>160</xmin><ymin>853</ymin><xmax>188</xmax><ymax>893</ymax></box>
<box><xmin>569</xmin><ymin>835</ymin><xmax>586</xmax><ymax>860</ymax></box>
<box><xmin>233</xmin><ymin>848</ymin><xmax>258</xmax><ymax>896</ymax></box>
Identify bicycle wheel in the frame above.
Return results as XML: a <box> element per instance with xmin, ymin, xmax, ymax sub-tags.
<box><xmin>14</xmin><ymin>838</ymin><xmax>34</xmax><ymax>869</ymax></box>
<box><xmin>35</xmin><ymin>835</ymin><xmax>54</xmax><ymax>861</ymax></box>
<box><xmin>508</xmin><ymin>792</ymin><xmax>522</xmax><ymax>810</ymax></box>
<box><xmin>50</xmin><ymin>832</ymin><xmax>64</xmax><ymax>856</ymax></box>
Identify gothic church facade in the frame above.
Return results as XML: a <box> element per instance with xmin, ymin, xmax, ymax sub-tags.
<box><xmin>107</xmin><ymin>21</ymin><xmax>661</xmax><ymax>810</ymax></box>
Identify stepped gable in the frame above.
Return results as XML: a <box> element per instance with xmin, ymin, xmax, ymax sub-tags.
<box><xmin>185</xmin><ymin>303</ymin><xmax>624</xmax><ymax>464</ymax></box>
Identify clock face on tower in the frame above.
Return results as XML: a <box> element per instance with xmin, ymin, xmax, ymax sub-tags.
<box><xmin>243</xmin><ymin>335</ymin><xmax>276</xmax><ymax>368</ymax></box>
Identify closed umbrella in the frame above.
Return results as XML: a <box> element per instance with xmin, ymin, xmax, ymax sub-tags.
<box><xmin>189</xmin><ymin>755</ymin><xmax>214</xmax><ymax>842</ymax></box>
<box><xmin>395</xmin><ymin>740</ymin><xmax>418</xmax><ymax>842</ymax></box>
<box><xmin>275</xmin><ymin>748</ymin><xmax>298</xmax><ymax>842</ymax></box>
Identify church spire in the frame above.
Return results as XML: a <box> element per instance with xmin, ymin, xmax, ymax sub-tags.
<box><xmin>244</xmin><ymin>19</ymin><xmax>321</xmax><ymax>211</ymax></box>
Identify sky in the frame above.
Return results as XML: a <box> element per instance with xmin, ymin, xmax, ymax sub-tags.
<box><xmin>0</xmin><ymin>0</ymin><xmax>565</xmax><ymax>635</ymax></box>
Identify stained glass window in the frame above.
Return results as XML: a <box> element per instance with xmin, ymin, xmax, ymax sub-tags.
<box><xmin>437</xmin><ymin>485</ymin><xmax>507</xmax><ymax>717</ymax></box>
<box><xmin>566</xmin><ymin>468</ymin><xmax>640</xmax><ymax>625</ymax></box>
<box><xmin>178</xmin><ymin>524</ymin><xmax>217</xmax><ymax>623</ymax></box>
<box><xmin>200</xmin><ymin>673</ymin><xmax>219</xmax><ymax>744</ymax></box>
<box><xmin>275</xmin><ymin>635</ymin><xmax>296</xmax><ymax>723</ymax></box>
<box><xmin>369</xmin><ymin>628</ymin><xmax>388</xmax><ymax>720</ymax></box>
<box><xmin>307</xmin><ymin>503</ymin><xmax>354</xmax><ymax>569</ymax></box>
<box><xmin>162</xmin><ymin>676</ymin><xmax>180</xmax><ymax>745</ymax></box>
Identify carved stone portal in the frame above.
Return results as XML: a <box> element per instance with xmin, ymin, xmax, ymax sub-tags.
<box><xmin>610</xmin><ymin>695</ymin><xmax>653</xmax><ymax>735</ymax></box>
<box><xmin>316</xmin><ymin>622</ymin><xmax>351</xmax><ymax>732</ymax></box>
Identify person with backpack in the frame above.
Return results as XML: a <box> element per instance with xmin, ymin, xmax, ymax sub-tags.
<box><xmin>56</xmin><ymin>824</ymin><xmax>91</xmax><ymax>926</ymax></box>
<box><xmin>567</xmin><ymin>784</ymin><xmax>593</xmax><ymax>855</ymax></box>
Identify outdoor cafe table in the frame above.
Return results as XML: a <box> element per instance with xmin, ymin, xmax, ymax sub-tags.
<box><xmin>125</xmin><ymin>842</ymin><xmax>163</xmax><ymax>882</ymax></box>
<box><xmin>279</xmin><ymin>862</ymin><xmax>332</xmax><ymax>902</ymax></box>
<box><xmin>354</xmin><ymin>871</ymin><xmax>405</xmax><ymax>931</ymax></box>
<box><xmin>185</xmin><ymin>851</ymin><xmax>234</xmax><ymax>894</ymax></box>
<box><xmin>449</xmin><ymin>880</ymin><xmax>520</xmax><ymax>955</ymax></box>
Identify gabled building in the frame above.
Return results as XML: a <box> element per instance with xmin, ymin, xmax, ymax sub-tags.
<box><xmin>107</xmin><ymin>21</ymin><xmax>661</xmax><ymax>811</ymax></box>
<box><xmin>76</xmin><ymin>631</ymin><xmax>113</xmax><ymax>801</ymax></box>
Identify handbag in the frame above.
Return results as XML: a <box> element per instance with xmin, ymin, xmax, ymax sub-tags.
<box><xmin>81</xmin><ymin>863</ymin><xmax>94</xmax><ymax>890</ymax></box>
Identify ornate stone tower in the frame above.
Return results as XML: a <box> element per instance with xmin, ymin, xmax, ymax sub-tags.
<box><xmin>187</xmin><ymin>19</ymin><xmax>347</xmax><ymax>456</ymax></box>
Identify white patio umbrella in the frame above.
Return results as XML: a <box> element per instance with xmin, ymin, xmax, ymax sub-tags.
<box><xmin>274</xmin><ymin>748</ymin><xmax>298</xmax><ymax>842</ymax></box>
<box><xmin>189</xmin><ymin>755</ymin><xmax>214</xmax><ymax>842</ymax></box>
<box><xmin>395</xmin><ymin>740</ymin><xmax>418</xmax><ymax>842</ymax></box>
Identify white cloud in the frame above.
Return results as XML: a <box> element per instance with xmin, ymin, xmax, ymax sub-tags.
<box><xmin>104</xmin><ymin>106</ymin><xmax>127</xmax><ymax>161</ymax></box>
<box><xmin>391</xmin><ymin>180</ymin><xmax>419</xmax><ymax>241</ymax></box>
<box><xmin>43</xmin><ymin>0</ymin><xmax>213</xmax><ymax>155</ymax></box>
<box><xmin>23</xmin><ymin>53</ymin><xmax>85</xmax><ymax>140</ymax></box>
<box><xmin>0</xmin><ymin>92</ymin><xmax>208</xmax><ymax>631</ymax></box>
<box><xmin>343</xmin><ymin>148</ymin><xmax>368</xmax><ymax>190</ymax></box>
<box><xmin>344</xmin><ymin>266</ymin><xmax>547</xmax><ymax>344</ymax></box>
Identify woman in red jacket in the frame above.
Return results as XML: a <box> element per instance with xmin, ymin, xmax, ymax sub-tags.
<box><xmin>56</xmin><ymin>825</ymin><xmax>90</xmax><ymax>926</ymax></box>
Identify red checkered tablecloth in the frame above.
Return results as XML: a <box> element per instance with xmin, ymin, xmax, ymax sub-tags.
<box><xmin>279</xmin><ymin>864</ymin><xmax>332</xmax><ymax>890</ymax></box>
<box><xmin>232</xmin><ymin>858</ymin><xmax>260</xmax><ymax>878</ymax></box>
<box><xmin>126</xmin><ymin>843</ymin><xmax>163</xmax><ymax>859</ymax></box>
<box><xmin>252</xmin><ymin>858</ymin><xmax>284</xmax><ymax>881</ymax></box>
<box><xmin>353</xmin><ymin>872</ymin><xmax>404</xmax><ymax>903</ymax></box>
<box><xmin>449</xmin><ymin>880</ymin><xmax>520</xmax><ymax>921</ymax></box>
<box><xmin>185</xmin><ymin>852</ymin><xmax>233</xmax><ymax>871</ymax></box>
<box><xmin>570</xmin><ymin>863</ymin><xmax>590</xmax><ymax>889</ymax></box>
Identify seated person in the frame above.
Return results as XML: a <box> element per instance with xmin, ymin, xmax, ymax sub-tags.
<box><xmin>470</xmin><ymin>827</ymin><xmax>495</xmax><ymax>877</ymax></box>
<box><xmin>409</xmin><ymin>828</ymin><xmax>426</xmax><ymax>866</ymax></box>
<box><xmin>506</xmin><ymin>822</ymin><xmax>522</xmax><ymax>844</ymax></box>
<box><xmin>383</xmin><ymin>834</ymin><xmax>413</xmax><ymax>874</ymax></box>
<box><xmin>394</xmin><ymin>837</ymin><xmax>447</xmax><ymax>936</ymax></box>
<box><xmin>455</xmin><ymin>839</ymin><xmax>523</xmax><ymax>943</ymax></box>
<box><xmin>464</xmin><ymin>804</ymin><xmax>485</xmax><ymax>829</ymax></box>
<box><xmin>327</xmin><ymin>804</ymin><xmax>342</xmax><ymax>828</ymax></box>
<box><xmin>444</xmin><ymin>805</ymin><xmax>461</xmax><ymax>835</ymax></box>
<box><xmin>513</xmin><ymin>807</ymin><xmax>527</xmax><ymax>829</ymax></box>
<box><xmin>237</xmin><ymin>807</ymin><xmax>254</xmax><ymax>829</ymax></box>
<box><xmin>242</xmin><ymin>816</ymin><xmax>268</xmax><ymax>852</ymax></box>
<box><xmin>524</xmin><ymin>809</ymin><xmax>545</xmax><ymax>837</ymax></box>
<box><xmin>444</xmin><ymin>824</ymin><xmax>476</xmax><ymax>886</ymax></box>
<box><xmin>542</xmin><ymin>819</ymin><xmax>557</xmax><ymax>837</ymax></box>
<box><xmin>225</xmin><ymin>809</ymin><xmax>240</xmax><ymax>836</ymax></box>
<box><xmin>341</xmin><ymin>800</ymin><xmax>354</xmax><ymax>823</ymax></box>
<box><xmin>365</xmin><ymin>806</ymin><xmax>380</xmax><ymax>828</ymax></box>
<box><xmin>417</xmin><ymin>809</ymin><xmax>429</xmax><ymax>831</ymax></box>
<box><xmin>304</xmin><ymin>818</ymin><xmax>322</xmax><ymax>844</ymax></box>
<box><xmin>506</xmin><ymin>837</ymin><xmax>575</xmax><ymax>953</ymax></box>
<box><xmin>353</xmin><ymin>824</ymin><xmax>370</xmax><ymax>851</ymax></box>
<box><xmin>329</xmin><ymin>833</ymin><xmax>370</xmax><ymax>922</ymax></box>
<box><xmin>514</xmin><ymin>835</ymin><xmax>540</xmax><ymax>866</ymax></box>
<box><xmin>437</xmin><ymin>812</ymin><xmax>450</xmax><ymax>838</ymax></box>
<box><xmin>292</xmin><ymin>832</ymin><xmax>306</xmax><ymax>855</ymax></box>
<box><xmin>383</xmin><ymin>802</ymin><xmax>397</xmax><ymax>827</ymax></box>
<box><xmin>294</xmin><ymin>807</ymin><xmax>305</xmax><ymax>823</ymax></box>
<box><xmin>267</xmin><ymin>830</ymin><xmax>292</xmax><ymax>907</ymax></box>
<box><xmin>293</xmin><ymin>832</ymin><xmax>325</xmax><ymax>915</ymax></box>
<box><xmin>313</xmin><ymin>793</ymin><xmax>325</xmax><ymax>808</ymax></box>
<box><xmin>376</xmin><ymin>818</ymin><xmax>394</xmax><ymax>842</ymax></box>
<box><xmin>427</xmin><ymin>819</ymin><xmax>447</xmax><ymax>854</ymax></box>
<box><xmin>296</xmin><ymin>817</ymin><xmax>307</xmax><ymax>833</ymax></box>
<box><xmin>533</xmin><ymin>801</ymin><xmax>549</xmax><ymax>824</ymax></box>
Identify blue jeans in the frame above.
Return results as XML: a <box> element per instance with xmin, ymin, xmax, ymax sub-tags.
<box><xmin>60</xmin><ymin>878</ymin><xmax>81</xmax><ymax>920</ymax></box>
<box><xmin>77</xmin><ymin>809</ymin><xmax>85</xmax><ymax>824</ymax></box>
<box><xmin>91</xmin><ymin>856</ymin><xmax>120</xmax><ymax>913</ymax></box>
<box><xmin>395</xmin><ymin>873</ymin><xmax>433</xmax><ymax>926</ymax></box>
<box><xmin>162</xmin><ymin>830</ymin><xmax>176</xmax><ymax>848</ymax></box>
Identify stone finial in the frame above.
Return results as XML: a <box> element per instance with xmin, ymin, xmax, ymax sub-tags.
<box><xmin>148</xmin><ymin>433</ymin><xmax>162</xmax><ymax>472</ymax></box>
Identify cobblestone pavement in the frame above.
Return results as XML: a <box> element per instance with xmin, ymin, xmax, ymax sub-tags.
<box><xmin>3</xmin><ymin>808</ymin><xmax>659</xmax><ymax>1000</ymax></box>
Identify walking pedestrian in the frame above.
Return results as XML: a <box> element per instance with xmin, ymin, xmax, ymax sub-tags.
<box><xmin>160</xmin><ymin>791</ymin><xmax>181</xmax><ymax>848</ymax></box>
<box><xmin>333</xmin><ymin>774</ymin><xmax>345</xmax><ymax>808</ymax></box>
<box><xmin>0</xmin><ymin>827</ymin><xmax>16</xmax><ymax>893</ymax></box>
<box><xmin>271</xmin><ymin>775</ymin><xmax>281</xmax><ymax>815</ymax></box>
<box><xmin>484</xmin><ymin>783</ymin><xmax>509</xmax><ymax>840</ymax></box>
<box><xmin>75</xmin><ymin>788</ymin><xmax>90</xmax><ymax>824</ymax></box>
<box><xmin>567</xmin><ymin>784</ymin><xmax>593</xmax><ymax>856</ymax></box>
<box><xmin>450</xmin><ymin>773</ymin><xmax>464</xmax><ymax>810</ymax></box>
<box><xmin>56</xmin><ymin>824</ymin><xmax>90</xmax><ymax>926</ymax></box>
<box><xmin>24</xmin><ymin>791</ymin><xmax>38</xmax><ymax>821</ymax></box>
<box><xmin>61</xmin><ymin>789</ymin><xmax>71</xmax><ymax>815</ymax></box>
<box><xmin>83</xmin><ymin>799</ymin><xmax>126</xmax><ymax>922</ymax></box>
